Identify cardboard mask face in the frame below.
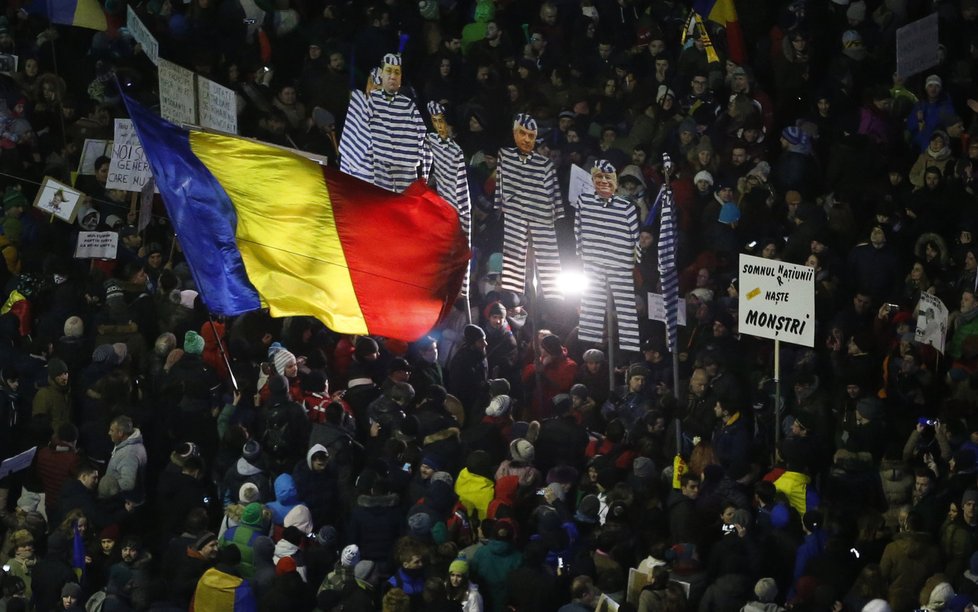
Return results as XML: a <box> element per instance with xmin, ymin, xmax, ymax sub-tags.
<box><xmin>592</xmin><ymin>170</ymin><xmax>618</xmax><ymax>199</ymax></box>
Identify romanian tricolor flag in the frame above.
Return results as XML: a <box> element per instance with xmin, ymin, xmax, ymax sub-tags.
<box><xmin>26</xmin><ymin>0</ymin><xmax>107</xmax><ymax>31</ymax></box>
<box><xmin>191</xmin><ymin>568</ymin><xmax>257</xmax><ymax>612</ymax></box>
<box><xmin>693</xmin><ymin>0</ymin><xmax>745</xmax><ymax>65</ymax></box>
<box><xmin>123</xmin><ymin>96</ymin><xmax>469</xmax><ymax>342</ymax></box>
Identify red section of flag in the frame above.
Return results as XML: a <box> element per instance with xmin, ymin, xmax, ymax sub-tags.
<box><xmin>323</xmin><ymin>169</ymin><xmax>469</xmax><ymax>341</ymax></box>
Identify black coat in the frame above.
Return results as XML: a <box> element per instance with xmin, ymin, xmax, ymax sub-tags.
<box><xmin>347</xmin><ymin>493</ymin><xmax>402</xmax><ymax>562</ymax></box>
<box><xmin>447</xmin><ymin>346</ymin><xmax>488</xmax><ymax>415</ymax></box>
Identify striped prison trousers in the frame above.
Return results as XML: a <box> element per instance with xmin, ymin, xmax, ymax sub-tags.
<box><xmin>574</xmin><ymin>193</ymin><xmax>641</xmax><ymax>352</ymax></box>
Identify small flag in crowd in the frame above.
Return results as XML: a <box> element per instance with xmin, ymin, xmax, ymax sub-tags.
<box><xmin>681</xmin><ymin>11</ymin><xmax>720</xmax><ymax>64</ymax></box>
<box><xmin>657</xmin><ymin>154</ymin><xmax>679</xmax><ymax>352</ymax></box>
<box><xmin>692</xmin><ymin>0</ymin><xmax>745</xmax><ymax>64</ymax></box>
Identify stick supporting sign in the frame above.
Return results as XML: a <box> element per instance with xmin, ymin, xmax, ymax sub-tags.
<box><xmin>738</xmin><ymin>254</ymin><xmax>815</xmax><ymax>457</ymax></box>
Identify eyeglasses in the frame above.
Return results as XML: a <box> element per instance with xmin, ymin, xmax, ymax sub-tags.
<box><xmin>692</xmin><ymin>79</ymin><xmax>707</xmax><ymax>85</ymax></box>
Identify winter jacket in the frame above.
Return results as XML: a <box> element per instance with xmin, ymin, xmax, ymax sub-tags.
<box><xmin>522</xmin><ymin>351</ymin><xmax>577</xmax><ymax>421</ymax></box>
<box><xmin>219</xmin><ymin>505</ymin><xmax>265</xmax><ymax>579</ymax></box>
<box><xmin>348</xmin><ymin>492</ymin><xmax>402</xmax><ymax>561</ymax></box>
<box><xmin>272</xmin><ymin>538</ymin><xmax>308</xmax><ymax>582</ymax></box>
<box><xmin>292</xmin><ymin>444</ymin><xmax>338</xmax><ymax>528</ymax></box>
<box><xmin>940</xmin><ymin>517</ymin><xmax>978</xmax><ymax>581</ymax></box>
<box><xmin>31</xmin><ymin>376</ymin><xmax>71</xmax><ymax>431</ymax></box>
<box><xmin>455</xmin><ymin>468</ymin><xmax>494</xmax><ymax>520</ymax></box>
<box><xmin>98</xmin><ymin>428</ymin><xmax>147</xmax><ymax>501</ymax></box>
<box><xmin>221</xmin><ymin>456</ymin><xmax>273</xmax><ymax>507</ymax></box>
<box><xmin>713</xmin><ymin>412</ymin><xmax>751</xmax><ymax>475</ymax></box>
<box><xmin>667</xmin><ymin>489</ymin><xmax>699</xmax><ymax>544</ymax></box>
<box><xmin>34</xmin><ymin>441</ymin><xmax>79</xmax><ymax>513</ymax></box>
<box><xmin>266</xmin><ymin>474</ymin><xmax>300</xmax><ymax>526</ymax></box>
<box><xmin>880</xmin><ymin>531</ymin><xmax>942</xmax><ymax>612</ymax></box>
<box><xmin>698</xmin><ymin>573</ymin><xmax>753</xmax><ymax>612</ymax></box>
<box><xmin>470</xmin><ymin>539</ymin><xmax>523</xmax><ymax>612</ymax></box>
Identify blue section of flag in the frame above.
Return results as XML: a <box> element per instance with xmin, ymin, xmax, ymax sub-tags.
<box><xmin>122</xmin><ymin>95</ymin><xmax>261</xmax><ymax>314</ymax></box>
<box><xmin>72</xmin><ymin>526</ymin><xmax>85</xmax><ymax>580</ymax></box>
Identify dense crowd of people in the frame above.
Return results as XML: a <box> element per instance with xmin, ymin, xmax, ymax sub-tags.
<box><xmin>3</xmin><ymin>0</ymin><xmax>978</xmax><ymax>611</ymax></box>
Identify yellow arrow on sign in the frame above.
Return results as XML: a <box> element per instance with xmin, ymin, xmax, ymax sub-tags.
<box><xmin>747</xmin><ymin>287</ymin><xmax>761</xmax><ymax>300</ymax></box>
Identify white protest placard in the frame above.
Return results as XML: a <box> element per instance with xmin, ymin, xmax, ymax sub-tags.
<box><xmin>197</xmin><ymin>76</ymin><xmax>238</xmax><ymax>134</ymax></box>
<box><xmin>897</xmin><ymin>13</ymin><xmax>939</xmax><ymax>79</ymax></box>
<box><xmin>627</xmin><ymin>568</ymin><xmax>653</xmax><ymax>605</ymax></box>
<box><xmin>595</xmin><ymin>594</ymin><xmax>619</xmax><ymax>612</ymax></box>
<box><xmin>0</xmin><ymin>446</ymin><xmax>36</xmax><ymax>479</ymax></box>
<box><xmin>737</xmin><ymin>253</ymin><xmax>815</xmax><ymax>347</ymax></box>
<box><xmin>158</xmin><ymin>58</ymin><xmax>196</xmax><ymax>125</ymax></box>
<box><xmin>915</xmin><ymin>291</ymin><xmax>949</xmax><ymax>354</ymax></box>
<box><xmin>74</xmin><ymin>231</ymin><xmax>119</xmax><ymax>259</ymax></box>
<box><xmin>568</xmin><ymin>163</ymin><xmax>594</xmax><ymax>208</ymax></box>
<box><xmin>33</xmin><ymin>177</ymin><xmax>84</xmax><ymax>224</ymax></box>
<box><xmin>77</xmin><ymin>139</ymin><xmax>112</xmax><ymax>175</ymax></box>
<box><xmin>127</xmin><ymin>6</ymin><xmax>159</xmax><ymax>66</ymax></box>
<box><xmin>648</xmin><ymin>293</ymin><xmax>687</xmax><ymax>326</ymax></box>
<box><xmin>107</xmin><ymin>118</ymin><xmax>157</xmax><ymax>192</ymax></box>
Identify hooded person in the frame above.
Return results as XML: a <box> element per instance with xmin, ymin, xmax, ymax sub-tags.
<box><xmin>221</xmin><ymin>440</ymin><xmax>274</xmax><ymax>508</ymax></box>
<box><xmin>291</xmin><ymin>443</ymin><xmax>338</xmax><ymax>529</ymax></box>
<box><xmin>455</xmin><ymin>450</ymin><xmax>496</xmax><ymax>520</ymax></box>
<box><xmin>265</xmin><ymin>473</ymin><xmax>301</xmax><ymax>528</ymax></box>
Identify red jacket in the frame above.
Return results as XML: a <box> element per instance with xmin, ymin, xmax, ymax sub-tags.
<box><xmin>35</xmin><ymin>443</ymin><xmax>80</xmax><ymax>515</ymax></box>
<box><xmin>522</xmin><ymin>349</ymin><xmax>577</xmax><ymax>421</ymax></box>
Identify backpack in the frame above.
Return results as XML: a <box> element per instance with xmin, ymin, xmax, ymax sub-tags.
<box><xmin>262</xmin><ymin>402</ymin><xmax>295</xmax><ymax>459</ymax></box>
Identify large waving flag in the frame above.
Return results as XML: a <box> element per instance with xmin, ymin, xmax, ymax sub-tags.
<box><xmin>26</xmin><ymin>0</ymin><xmax>107</xmax><ymax>30</ymax></box>
<box><xmin>693</xmin><ymin>0</ymin><xmax>745</xmax><ymax>65</ymax></box>
<box><xmin>123</xmin><ymin>96</ymin><xmax>469</xmax><ymax>342</ymax></box>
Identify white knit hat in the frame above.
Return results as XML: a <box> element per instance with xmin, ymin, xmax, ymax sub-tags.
<box><xmin>510</xmin><ymin>438</ymin><xmax>535</xmax><ymax>463</ymax></box>
<box><xmin>341</xmin><ymin>544</ymin><xmax>361</xmax><ymax>568</ymax></box>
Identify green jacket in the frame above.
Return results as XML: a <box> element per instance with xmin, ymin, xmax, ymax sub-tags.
<box><xmin>470</xmin><ymin>539</ymin><xmax>522</xmax><ymax>612</ymax></box>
